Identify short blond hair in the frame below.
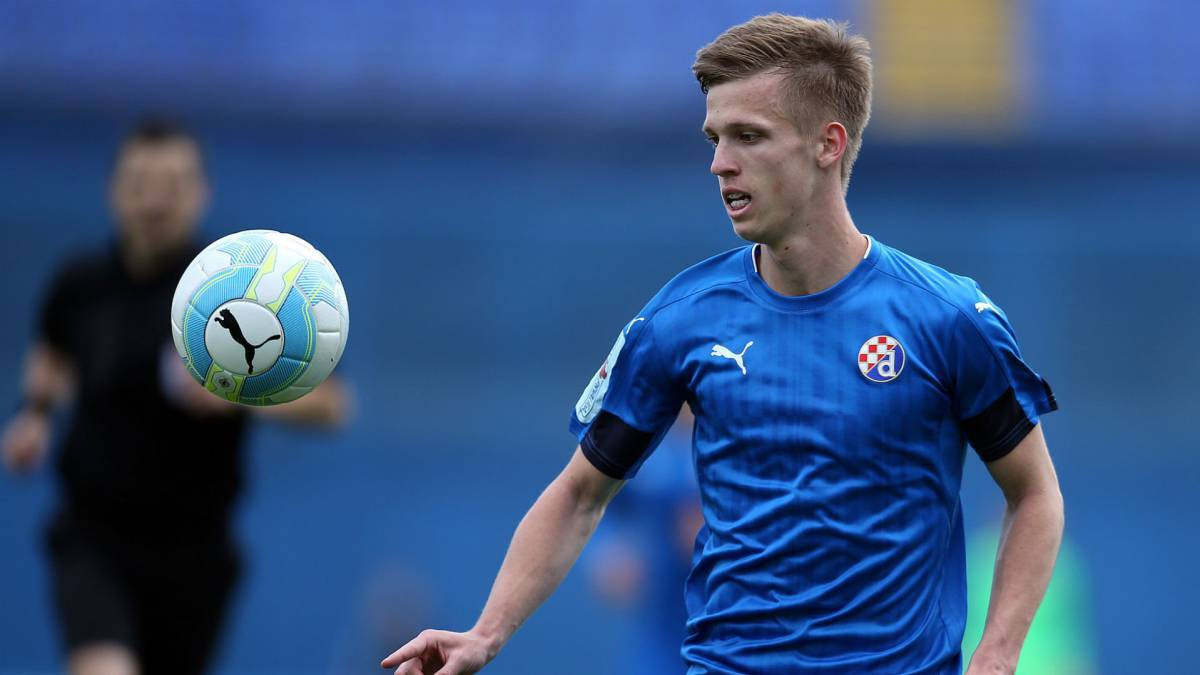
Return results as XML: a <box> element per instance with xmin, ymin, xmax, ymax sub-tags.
<box><xmin>693</xmin><ymin>14</ymin><xmax>873</xmax><ymax>190</ymax></box>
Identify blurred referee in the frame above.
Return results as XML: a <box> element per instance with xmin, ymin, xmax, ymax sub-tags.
<box><xmin>1</xmin><ymin>120</ymin><xmax>349</xmax><ymax>675</ymax></box>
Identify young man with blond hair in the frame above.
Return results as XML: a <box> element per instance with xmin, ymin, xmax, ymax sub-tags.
<box><xmin>383</xmin><ymin>14</ymin><xmax>1062</xmax><ymax>674</ymax></box>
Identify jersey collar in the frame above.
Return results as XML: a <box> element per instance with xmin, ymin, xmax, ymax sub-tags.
<box><xmin>743</xmin><ymin>235</ymin><xmax>882</xmax><ymax>312</ymax></box>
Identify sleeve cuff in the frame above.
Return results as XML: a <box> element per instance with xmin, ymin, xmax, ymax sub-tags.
<box><xmin>963</xmin><ymin>387</ymin><xmax>1040</xmax><ymax>462</ymax></box>
<box><xmin>579</xmin><ymin>411</ymin><xmax>654</xmax><ymax>480</ymax></box>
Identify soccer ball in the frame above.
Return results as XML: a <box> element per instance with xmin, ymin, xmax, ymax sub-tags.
<box><xmin>170</xmin><ymin>229</ymin><xmax>349</xmax><ymax>405</ymax></box>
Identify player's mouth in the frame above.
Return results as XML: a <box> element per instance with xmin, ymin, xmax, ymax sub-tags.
<box><xmin>723</xmin><ymin>188</ymin><xmax>753</xmax><ymax>218</ymax></box>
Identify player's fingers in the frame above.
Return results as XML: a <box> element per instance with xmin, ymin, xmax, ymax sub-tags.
<box><xmin>392</xmin><ymin>657</ymin><xmax>423</xmax><ymax>675</ymax></box>
<box><xmin>433</xmin><ymin>659</ymin><xmax>473</xmax><ymax>675</ymax></box>
<box><xmin>381</xmin><ymin>634</ymin><xmax>428</xmax><ymax>668</ymax></box>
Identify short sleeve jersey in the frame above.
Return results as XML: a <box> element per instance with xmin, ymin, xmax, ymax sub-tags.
<box><xmin>569</xmin><ymin>238</ymin><xmax>1056</xmax><ymax>674</ymax></box>
<box><xmin>39</xmin><ymin>243</ymin><xmax>247</xmax><ymax>531</ymax></box>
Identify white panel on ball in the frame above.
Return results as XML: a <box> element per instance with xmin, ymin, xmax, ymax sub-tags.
<box><xmin>198</xmin><ymin>249</ymin><xmax>233</xmax><ymax>275</ymax></box>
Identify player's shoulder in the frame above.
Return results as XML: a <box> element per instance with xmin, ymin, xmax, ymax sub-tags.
<box><xmin>872</xmin><ymin>240</ymin><xmax>988</xmax><ymax>318</ymax></box>
<box><xmin>638</xmin><ymin>246</ymin><xmax>750</xmax><ymax>321</ymax></box>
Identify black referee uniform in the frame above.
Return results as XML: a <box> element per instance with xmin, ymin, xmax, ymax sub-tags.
<box><xmin>39</xmin><ymin>242</ymin><xmax>246</xmax><ymax>674</ymax></box>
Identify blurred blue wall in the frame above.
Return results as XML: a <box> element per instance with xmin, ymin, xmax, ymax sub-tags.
<box><xmin>4</xmin><ymin>1</ymin><xmax>1200</xmax><ymax>140</ymax></box>
<box><xmin>2</xmin><ymin>2</ymin><xmax>1198</xmax><ymax>674</ymax></box>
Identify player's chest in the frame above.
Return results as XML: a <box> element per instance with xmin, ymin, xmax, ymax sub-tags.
<box><xmin>675</xmin><ymin>310</ymin><xmax>951</xmax><ymax>421</ymax></box>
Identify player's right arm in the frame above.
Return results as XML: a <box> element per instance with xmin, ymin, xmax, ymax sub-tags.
<box><xmin>381</xmin><ymin>447</ymin><xmax>623</xmax><ymax>675</ymax></box>
<box><xmin>384</xmin><ymin>308</ymin><xmax>679</xmax><ymax>674</ymax></box>
<box><xmin>2</xmin><ymin>341</ymin><xmax>74</xmax><ymax>473</ymax></box>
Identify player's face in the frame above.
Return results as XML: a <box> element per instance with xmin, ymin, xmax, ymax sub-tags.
<box><xmin>110</xmin><ymin>139</ymin><xmax>208</xmax><ymax>255</ymax></box>
<box><xmin>703</xmin><ymin>72</ymin><xmax>821</xmax><ymax>245</ymax></box>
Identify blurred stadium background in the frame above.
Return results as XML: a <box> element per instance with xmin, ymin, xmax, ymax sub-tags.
<box><xmin>1</xmin><ymin>1</ymin><xmax>1196</xmax><ymax>673</ymax></box>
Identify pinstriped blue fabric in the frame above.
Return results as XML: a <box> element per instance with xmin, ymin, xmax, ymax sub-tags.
<box><xmin>570</xmin><ymin>238</ymin><xmax>1055</xmax><ymax>673</ymax></box>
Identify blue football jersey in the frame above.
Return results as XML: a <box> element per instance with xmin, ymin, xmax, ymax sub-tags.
<box><xmin>569</xmin><ymin>237</ymin><xmax>1057</xmax><ymax>674</ymax></box>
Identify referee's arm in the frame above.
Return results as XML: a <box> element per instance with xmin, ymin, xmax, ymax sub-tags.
<box><xmin>2</xmin><ymin>341</ymin><xmax>73</xmax><ymax>473</ymax></box>
<box><xmin>967</xmin><ymin>423</ymin><xmax>1065</xmax><ymax>675</ymax></box>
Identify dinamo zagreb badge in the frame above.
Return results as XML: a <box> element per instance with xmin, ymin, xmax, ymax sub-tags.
<box><xmin>858</xmin><ymin>335</ymin><xmax>905</xmax><ymax>383</ymax></box>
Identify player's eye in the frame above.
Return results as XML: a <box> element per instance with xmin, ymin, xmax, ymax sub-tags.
<box><xmin>705</xmin><ymin>135</ymin><xmax>719</xmax><ymax>147</ymax></box>
<box><xmin>739</xmin><ymin>132</ymin><xmax>761</xmax><ymax>143</ymax></box>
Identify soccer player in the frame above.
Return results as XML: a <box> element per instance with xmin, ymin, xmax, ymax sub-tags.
<box><xmin>1</xmin><ymin>120</ymin><xmax>349</xmax><ymax>675</ymax></box>
<box><xmin>382</xmin><ymin>14</ymin><xmax>1062</xmax><ymax>675</ymax></box>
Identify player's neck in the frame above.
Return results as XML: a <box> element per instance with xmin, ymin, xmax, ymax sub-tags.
<box><xmin>756</xmin><ymin>205</ymin><xmax>866</xmax><ymax>297</ymax></box>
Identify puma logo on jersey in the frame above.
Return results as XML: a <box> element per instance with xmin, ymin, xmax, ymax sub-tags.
<box><xmin>975</xmin><ymin>301</ymin><xmax>996</xmax><ymax>314</ymax></box>
<box><xmin>711</xmin><ymin>341</ymin><xmax>753</xmax><ymax>375</ymax></box>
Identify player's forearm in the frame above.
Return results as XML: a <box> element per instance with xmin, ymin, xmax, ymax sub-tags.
<box><xmin>972</xmin><ymin>489</ymin><xmax>1064</xmax><ymax>671</ymax></box>
<box><xmin>470</xmin><ymin>468</ymin><xmax>618</xmax><ymax>657</ymax></box>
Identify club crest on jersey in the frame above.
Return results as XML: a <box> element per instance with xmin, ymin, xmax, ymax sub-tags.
<box><xmin>858</xmin><ymin>335</ymin><xmax>905</xmax><ymax>383</ymax></box>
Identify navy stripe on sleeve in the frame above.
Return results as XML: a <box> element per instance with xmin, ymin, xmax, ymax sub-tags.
<box><xmin>963</xmin><ymin>387</ymin><xmax>1038</xmax><ymax>462</ymax></box>
<box><xmin>1041</xmin><ymin>378</ymin><xmax>1059</xmax><ymax>412</ymax></box>
<box><xmin>580</xmin><ymin>411</ymin><xmax>654</xmax><ymax>480</ymax></box>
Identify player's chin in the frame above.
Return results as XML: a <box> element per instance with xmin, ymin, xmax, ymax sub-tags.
<box><xmin>730</xmin><ymin>217</ymin><xmax>767</xmax><ymax>244</ymax></box>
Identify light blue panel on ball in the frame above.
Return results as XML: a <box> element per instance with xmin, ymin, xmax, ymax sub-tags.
<box><xmin>182</xmin><ymin>304</ymin><xmax>213</xmax><ymax>379</ymax></box>
<box><xmin>181</xmin><ymin>266</ymin><xmax>259</xmax><ymax>378</ymax></box>
<box><xmin>215</xmin><ymin>231</ymin><xmax>275</xmax><ymax>265</ymax></box>
<box><xmin>238</xmin><ymin>356</ymin><xmax>308</xmax><ymax>402</ymax></box>
<box><xmin>294</xmin><ymin>260</ymin><xmax>342</xmax><ymax>313</ymax></box>
<box><xmin>236</xmin><ymin>287</ymin><xmax>315</xmax><ymax>401</ymax></box>
<box><xmin>275</xmin><ymin>287</ymin><xmax>316</xmax><ymax>363</ymax></box>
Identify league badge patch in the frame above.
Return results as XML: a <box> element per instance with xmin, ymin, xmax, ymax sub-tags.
<box><xmin>574</xmin><ymin>317</ymin><xmax>644</xmax><ymax>424</ymax></box>
<box><xmin>858</xmin><ymin>335</ymin><xmax>905</xmax><ymax>383</ymax></box>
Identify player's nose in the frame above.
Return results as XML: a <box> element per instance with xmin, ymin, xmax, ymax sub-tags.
<box><xmin>710</xmin><ymin>145</ymin><xmax>738</xmax><ymax>177</ymax></box>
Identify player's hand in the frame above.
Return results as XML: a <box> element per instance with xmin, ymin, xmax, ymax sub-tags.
<box><xmin>380</xmin><ymin>629</ymin><xmax>493</xmax><ymax>675</ymax></box>
<box><xmin>2</xmin><ymin>409</ymin><xmax>51</xmax><ymax>474</ymax></box>
<box><xmin>176</xmin><ymin>378</ymin><xmax>238</xmax><ymax>417</ymax></box>
<box><xmin>159</xmin><ymin>348</ymin><xmax>236</xmax><ymax>418</ymax></box>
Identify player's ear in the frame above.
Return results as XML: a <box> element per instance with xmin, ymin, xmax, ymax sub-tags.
<box><xmin>816</xmin><ymin>122</ymin><xmax>847</xmax><ymax>170</ymax></box>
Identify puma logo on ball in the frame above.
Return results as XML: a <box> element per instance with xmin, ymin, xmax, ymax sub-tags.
<box><xmin>214</xmin><ymin>308</ymin><xmax>281</xmax><ymax>374</ymax></box>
